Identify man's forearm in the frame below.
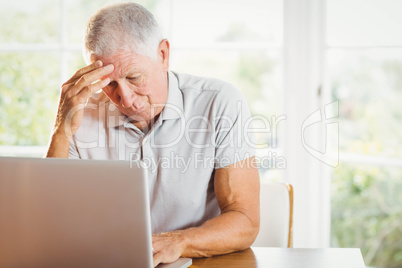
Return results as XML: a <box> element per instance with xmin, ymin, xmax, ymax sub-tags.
<box><xmin>45</xmin><ymin>131</ymin><xmax>71</xmax><ymax>158</ymax></box>
<box><xmin>153</xmin><ymin>158</ymin><xmax>260</xmax><ymax>267</ymax></box>
<box><xmin>168</xmin><ymin>210</ymin><xmax>259</xmax><ymax>258</ymax></box>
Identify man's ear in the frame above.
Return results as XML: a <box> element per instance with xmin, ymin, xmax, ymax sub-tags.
<box><xmin>157</xmin><ymin>39</ymin><xmax>170</xmax><ymax>71</ymax></box>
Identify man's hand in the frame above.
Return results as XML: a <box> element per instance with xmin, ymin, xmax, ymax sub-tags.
<box><xmin>54</xmin><ymin>60</ymin><xmax>113</xmax><ymax>140</ymax></box>
<box><xmin>152</xmin><ymin>232</ymin><xmax>187</xmax><ymax>267</ymax></box>
<box><xmin>46</xmin><ymin>60</ymin><xmax>114</xmax><ymax>158</ymax></box>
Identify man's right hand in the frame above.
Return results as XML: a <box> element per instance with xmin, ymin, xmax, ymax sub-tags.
<box><xmin>46</xmin><ymin>60</ymin><xmax>114</xmax><ymax>158</ymax></box>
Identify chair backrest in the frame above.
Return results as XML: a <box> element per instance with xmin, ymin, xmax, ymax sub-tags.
<box><xmin>252</xmin><ymin>183</ymin><xmax>293</xmax><ymax>247</ymax></box>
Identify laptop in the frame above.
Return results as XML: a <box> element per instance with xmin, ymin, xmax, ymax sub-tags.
<box><xmin>0</xmin><ymin>157</ymin><xmax>192</xmax><ymax>268</ymax></box>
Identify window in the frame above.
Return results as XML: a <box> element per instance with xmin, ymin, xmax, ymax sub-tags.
<box><xmin>168</xmin><ymin>0</ymin><xmax>284</xmax><ymax>183</ymax></box>
<box><xmin>326</xmin><ymin>0</ymin><xmax>402</xmax><ymax>267</ymax></box>
<box><xmin>0</xmin><ymin>0</ymin><xmax>62</xmax><ymax>156</ymax></box>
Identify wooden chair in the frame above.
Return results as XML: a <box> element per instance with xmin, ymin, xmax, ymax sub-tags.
<box><xmin>252</xmin><ymin>183</ymin><xmax>294</xmax><ymax>247</ymax></box>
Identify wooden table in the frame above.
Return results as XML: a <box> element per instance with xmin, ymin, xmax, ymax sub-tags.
<box><xmin>190</xmin><ymin>247</ymin><xmax>366</xmax><ymax>268</ymax></box>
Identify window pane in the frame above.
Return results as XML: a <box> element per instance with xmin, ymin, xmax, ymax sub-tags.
<box><xmin>0</xmin><ymin>0</ymin><xmax>60</xmax><ymax>43</ymax></box>
<box><xmin>327</xmin><ymin>0</ymin><xmax>402</xmax><ymax>47</ymax></box>
<box><xmin>67</xmin><ymin>0</ymin><xmax>170</xmax><ymax>44</ymax></box>
<box><xmin>328</xmin><ymin>48</ymin><xmax>402</xmax><ymax>158</ymax></box>
<box><xmin>69</xmin><ymin>52</ymin><xmax>86</xmax><ymax>77</ymax></box>
<box><xmin>171</xmin><ymin>0</ymin><xmax>283</xmax><ymax>46</ymax></box>
<box><xmin>0</xmin><ymin>53</ymin><xmax>59</xmax><ymax>146</ymax></box>
<box><xmin>331</xmin><ymin>163</ymin><xmax>402</xmax><ymax>268</ymax></box>
<box><xmin>171</xmin><ymin>49</ymin><xmax>282</xmax><ymax>119</ymax></box>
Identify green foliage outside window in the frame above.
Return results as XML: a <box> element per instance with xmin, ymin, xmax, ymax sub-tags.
<box><xmin>0</xmin><ymin>53</ymin><xmax>59</xmax><ymax>146</ymax></box>
<box><xmin>330</xmin><ymin>51</ymin><xmax>402</xmax><ymax>268</ymax></box>
<box><xmin>332</xmin><ymin>164</ymin><xmax>402</xmax><ymax>268</ymax></box>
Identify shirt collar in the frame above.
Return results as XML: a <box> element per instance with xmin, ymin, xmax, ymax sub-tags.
<box><xmin>159</xmin><ymin>71</ymin><xmax>184</xmax><ymax>121</ymax></box>
<box><xmin>106</xmin><ymin>71</ymin><xmax>183</xmax><ymax>128</ymax></box>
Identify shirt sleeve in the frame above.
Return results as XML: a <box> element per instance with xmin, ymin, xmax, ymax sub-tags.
<box><xmin>213</xmin><ymin>84</ymin><xmax>256</xmax><ymax>169</ymax></box>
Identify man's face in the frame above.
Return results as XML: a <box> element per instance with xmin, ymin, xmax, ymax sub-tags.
<box><xmin>91</xmin><ymin>42</ymin><xmax>169</xmax><ymax>127</ymax></box>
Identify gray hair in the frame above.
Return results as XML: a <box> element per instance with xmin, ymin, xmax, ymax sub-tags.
<box><xmin>84</xmin><ymin>2</ymin><xmax>163</xmax><ymax>62</ymax></box>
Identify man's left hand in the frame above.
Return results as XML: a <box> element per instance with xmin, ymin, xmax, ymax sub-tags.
<box><xmin>152</xmin><ymin>231</ymin><xmax>187</xmax><ymax>267</ymax></box>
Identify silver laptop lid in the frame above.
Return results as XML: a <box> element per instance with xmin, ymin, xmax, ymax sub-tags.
<box><xmin>0</xmin><ymin>157</ymin><xmax>153</xmax><ymax>268</ymax></box>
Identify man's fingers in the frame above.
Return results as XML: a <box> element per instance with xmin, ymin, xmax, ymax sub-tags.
<box><xmin>153</xmin><ymin>252</ymin><xmax>162</xmax><ymax>267</ymax></box>
<box><xmin>153</xmin><ymin>251</ymin><xmax>180</xmax><ymax>268</ymax></box>
<box><xmin>74</xmin><ymin>64</ymin><xmax>114</xmax><ymax>89</ymax></box>
<box><xmin>64</xmin><ymin>60</ymin><xmax>103</xmax><ymax>85</ymax></box>
<box><xmin>76</xmin><ymin>78</ymin><xmax>110</xmax><ymax>101</ymax></box>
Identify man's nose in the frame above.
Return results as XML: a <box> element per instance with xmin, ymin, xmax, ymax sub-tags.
<box><xmin>117</xmin><ymin>83</ymin><xmax>136</xmax><ymax>108</ymax></box>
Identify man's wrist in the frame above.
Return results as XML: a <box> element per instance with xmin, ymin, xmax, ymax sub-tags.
<box><xmin>175</xmin><ymin>229</ymin><xmax>192</xmax><ymax>257</ymax></box>
<box><xmin>52</xmin><ymin>123</ymin><xmax>74</xmax><ymax>142</ymax></box>
<box><xmin>46</xmin><ymin>127</ymin><xmax>72</xmax><ymax>158</ymax></box>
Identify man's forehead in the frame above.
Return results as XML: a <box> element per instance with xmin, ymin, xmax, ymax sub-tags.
<box><xmin>91</xmin><ymin>51</ymin><xmax>145</xmax><ymax>77</ymax></box>
<box><xmin>90</xmin><ymin>50</ymin><xmax>137</xmax><ymax>65</ymax></box>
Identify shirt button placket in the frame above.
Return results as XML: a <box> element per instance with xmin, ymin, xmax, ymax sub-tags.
<box><xmin>141</xmin><ymin>135</ymin><xmax>153</xmax><ymax>171</ymax></box>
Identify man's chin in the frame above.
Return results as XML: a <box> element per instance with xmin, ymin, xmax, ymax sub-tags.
<box><xmin>117</xmin><ymin>105</ymin><xmax>144</xmax><ymax>117</ymax></box>
<box><xmin>123</xmin><ymin>112</ymin><xmax>148</xmax><ymax>122</ymax></box>
<box><xmin>118</xmin><ymin>106</ymin><xmax>161</xmax><ymax>127</ymax></box>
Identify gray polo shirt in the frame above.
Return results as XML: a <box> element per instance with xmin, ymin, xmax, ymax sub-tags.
<box><xmin>69</xmin><ymin>71</ymin><xmax>255</xmax><ymax>233</ymax></box>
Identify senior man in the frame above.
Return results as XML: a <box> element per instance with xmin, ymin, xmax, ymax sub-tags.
<box><xmin>46</xmin><ymin>3</ymin><xmax>260</xmax><ymax>267</ymax></box>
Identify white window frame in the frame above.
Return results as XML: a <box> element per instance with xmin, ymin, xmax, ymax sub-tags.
<box><xmin>283</xmin><ymin>0</ymin><xmax>330</xmax><ymax>248</ymax></box>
